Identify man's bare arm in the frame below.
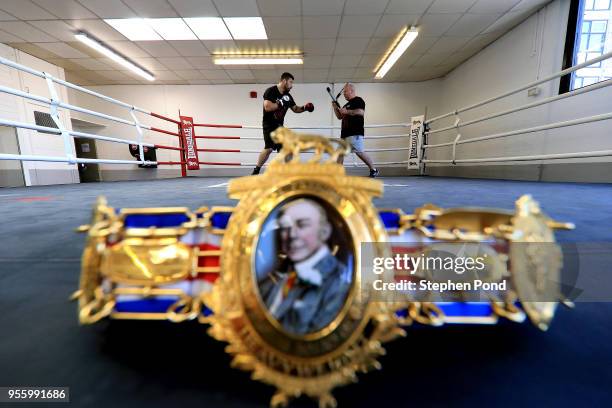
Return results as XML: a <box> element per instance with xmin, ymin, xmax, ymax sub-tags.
<box><xmin>340</xmin><ymin>108</ymin><xmax>364</xmax><ymax>117</ymax></box>
<box><xmin>332</xmin><ymin>103</ymin><xmax>343</xmax><ymax>119</ymax></box>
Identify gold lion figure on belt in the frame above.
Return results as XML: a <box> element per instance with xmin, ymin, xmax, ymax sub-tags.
<box><xmin>272</xmin><ymin>127</ymin><xmax>349</xmax><ymax>164</ymax></box>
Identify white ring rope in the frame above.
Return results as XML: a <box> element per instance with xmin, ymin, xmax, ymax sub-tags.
<box><xmin>425</xmin><ymin>111</ymin><xmax>612</xmax><ymax>149</ymax></box>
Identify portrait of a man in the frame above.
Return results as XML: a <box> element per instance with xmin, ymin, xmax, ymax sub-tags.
<box><xmin>257</xmin><ymin>198</ymin><xmax>352</xmax><ymax>335</ymax></box>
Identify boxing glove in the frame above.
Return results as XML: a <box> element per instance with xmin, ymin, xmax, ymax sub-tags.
<box><xmin>304</xmin><ymin>102</ymin><xmax>314</xmax><ymax>112</ymax></box>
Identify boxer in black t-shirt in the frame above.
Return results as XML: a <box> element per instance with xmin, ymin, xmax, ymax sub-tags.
<box><xmin>252</xmin><ymin>72</ymin><xmax>314</xmax><ymax>175</ymax></box>
<box><xmin>332</xmin><ymin>83</ymin><xmax>378</xmax><ymax>178</ymax></box>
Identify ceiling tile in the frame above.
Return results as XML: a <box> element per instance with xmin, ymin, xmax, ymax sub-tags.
<box><xmin>0</xmin><ymin>29</ymin><xmax>24</xmax><ymax>42</ymax></box>
<box><xmin>65</xmin><ymin>71</ymin><xmax>94</xmax><ymax>85</ymax></box>
<box><xmin>33</xmin><ymin>0</ymin><xmax>97</xmax><ymax>19</ymax></box>
<box><xmin>407</xmin><ymin>35</ymin><xmax>439</xmax><ymax>53</ymax></box>
<box><xmin>427</xmin><ymin>36</ymin><xmax>471</xmax><ymax>53</ymax></box>
<box><xmin>386</xmin><ymin>0</ymin><xmax>435</xmax><ymax>14</ymax></box>
<box><xmin>69</xmin><ymin>19</ymin><xmax>128</xmax><ymax>41</ymax></box>
<box><xmin>445</xmin><ymin>13</ymin><xmax>501</xmax><ymax>36</ymax></box>
<box><xmin>257</xmin><ymin>0</ymin><xmax>301</xmax><ymax>17</ymax></box>
<box><xmin>459</xmin><ymin>32</ymin><xmax>501</xmax><ymax>53</ymax></box>
<box><xmin>329</xmin><ymin>68</ymin><xmax>356</xmax><ymax>79</ymax></box>
<box><xmin>364</xmin><ymin>37</ymin><xmax>393</xmax><ymax>54</ymax></box>
<box><xmin>213</xmin><ymin>0</ymin><xmax>259</xmax><ymax>17</ymax></box>
<box><xmin>212</xmin><ymin>79</ymin><xmax>234</xmax><ymax>84</ymax></box>
<box><xmin>168</xmin><ymin>40</ymin><xmax>210</xmax><ymax>56</ymax></box>
<box><xmin>0</xmin><ymin>9</ymin><xmax>17</xmax><ymax>20</ymax></box>
<box><xmin>344</xmin><ymin>0</ymin><xmax>389</xmax><ymax>15</ymax></box>
<box><xmin>186</xmin><ymin>57</ymin><xmax>216</xmax><ymax>69</ymax></box>
<box><xmin>7</xmin><ymin>43</ymin><xmax>59</xmax><ymax>59</ymax></box>
<box><xmin>46</xmin><ymin>58</ymin><xmax>85</xmax><ymax>71</ymax></box>
<box><xmin>252</xmin><ymin>70</ymin><xmax>279</xmax><ymax>82</ymax></box>
<box><xmin>122</xmin><ymin>0</ymin><xmax>179</xmax><ymax>17</ymax></box>
<box><xmin>442</xmin><ymin>50</ymin><xmax>475</xmax><ymax>67</ymax></box>
<box><xmin>76</xmin><ymin>0</ymin><xmax>138</xmax><ymax>18</ymax></box>
<box><xmin>234</xmin><ymin>40</ymin><xmax>271</xmax><ymax>52</ymax></box>
<box><xmin>429</xmin><ymin>0</ymin><xmax>478</xmax><ymax>13</ymax></box>
<box><xmin>131</xmin><ymin>57</ymin><xmax>169</xmax><ymax>71</ymax></box>
<box><xmin>0</xmin><ymin>0</ymin><xmax>56</xmax><ymax>19</ymax></box>
<box><xmin>225</xmin><ymin>69</ymin><xmax>255</xmax><ymax>80</ymax></box>
<box><xmin>151</xmin><ymin>70</ymin><xmax>181</xmax><ymax>80</ymax></box>
<box><xmin>1</xmin><ymin>22</ymin><xmax>57</xmax><ymax>42</ymax></box>
<box><xmin>34</xmin><ymin>42</ymin><xmax>90</xmax><ymax>58</ymax></box>
<box><xmin>334</xmin><ymin>38</ymin><xmax>368</xmax><ymax>55</ymax></box>
<box><xmin>302</xmin><ymin>0</ymin><xmax>345</xmax><ymax>16</ymax></box>
<box><xmin>68</xmin><ymin>58</ymin><xmax>114</xmax><ymax>70</ymax></box>
<box><xmin>338</xmin><ymin>15</ymin><xmax>380</xmax><ymax>38</ymax></box>
<box><xmin>331</xmin><ymin>55</ymin><xmax>362</xmax><ymax>68</ymax></box>
<box><xmin>358</xmin><ymin>54</ymin><xmax>382</xmax><ymax>68</ymax></box>
<box><xmin>482</xmin><ymin>10</ymin><xmax>527</xmax><ymax>34</ymax></box>
<box><xmin>202</xmin><ymin>40</ymin><xmax>239</xmax><ymax>54</ymax></box>
<box><xmin>303</xmin><ymin>68</ymin><xmax>329</xmax><ymax>81</ymax></box>
<box><xmin>418</xmin><ymin>13</ymin><xmax>463</xmax><ymax>36</ymax></box>
<box><xmin>353</xmin><ymin>67</ymin><xmax>375</xmax><ymax>78</ymax></box>
<box><xmin>135</xmin><ymin>41</ymin><xmax>180</xmax><ymax>57</ymax></box>
<box><xmin>157</xmin><ymin>57</ymin><xmax>194</xmax><ymax>70</ymax></box>
<box><xmin>188</xmin><ymin>79</ymin><xmax>211</xmax><ymax>84</ymax></box>
<box><xmin>96</xmin><ymin>70</ymin><xmax>134</xmax><ymax>80</ymax></box>
<box><xmin>470</xmin><ymin>0</ymin><xmax>521</xmax><ymax>13</ymax></box>
<box><xmin>303</xmin><ymin>39</ymin><xmax>336</xmax><ymax>55</ymax></box>
<box><xmin>412</xmin><ymin>52</ymin><xmax>452</xmax><ymax>67</ymax></box>
<box><xmin>302</xmin><ymin>55</ymin><xmax>332</xmax><ymax>69</ymax></box>
<box><xmin>160</xmin><ymin>79</ymin><xmax>186</xmax><ymax>84</ymax></box>
<box><xmin>104</xmin><ymin>41</ymin><xmax>151</xmax><ymax>58</ymax></box>
<box><xmin>263</xmin><ymin>17</ymin><xmax>302</xmax><ymax>39</ymax></box>
<box><xmin>29</xmin><ymin>20</ymin><xmax>77</xmax><ymax>42</ymax></box>
<box><xmin>174</xmin><ymin>70</ymin><xmax>205</xmax><ymax>80</ymax></box>
<box><xmin>303</xmin><ymin>16</ymin><xmax>342</xmax><ymax>39</ymax></box>
<box><xmin>168</xmin><ymin>0</ymin><xmax>218</xmax><ymax>17</ymax></box>
<box><xmin>373</xmin><ymin>14</ymin><xmax>420</xmax><ymax>37</ymax></box>
<box><xmin>200</xmin><ymin>69</ymin><xmax>231</xmax><ymax>80</ymax></box>
<box><xmin>511</xmin><ymin>0</ymin><xmax>550</xmax><ymax>11</ymax></box>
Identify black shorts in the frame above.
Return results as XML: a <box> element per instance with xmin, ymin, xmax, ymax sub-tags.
<box><xmin>263</xmin><ymin>129</ymin><xmax>282</xmax><ymax>151</ymax></box>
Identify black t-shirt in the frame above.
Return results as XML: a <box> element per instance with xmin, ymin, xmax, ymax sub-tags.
<box><xmin>262</xmin><ymin>85</ymin><xmax>296</xmax><ymax>132</ymax></box>
<box><xmin>341</xmin><ymin>96</ymin><xmax>365</xmax><ymax>138</ymax></box>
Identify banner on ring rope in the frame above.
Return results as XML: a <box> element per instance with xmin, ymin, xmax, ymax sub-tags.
<box><xmin>180</xmin><ymin>116</ymin><xmax>200</xmax><ymax>170</ymax></box>
<box><xmin>407</xmin><ymin>115</ymin><xmax>424</xmax><ymax>170</ymax></box>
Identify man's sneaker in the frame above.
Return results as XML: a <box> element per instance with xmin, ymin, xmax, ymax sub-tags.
<box><xmin>369</xmin><ymin>168</ymin><xmax>379</xmax><ymax>178</ymax></box>
<box><xmin>251</xmin><ymin>166</ymin><xmax>261</xmax><ymax>175</ymax></box>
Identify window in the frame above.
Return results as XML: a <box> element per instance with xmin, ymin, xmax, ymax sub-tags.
<box><xmin>585</xmin><ymin>0</ymin><xmax>611</xmax><ymax>10</ymax></box>
<box><xmin>562</xmin><ymin>0</ymin><xmax>612</xmax><ymax>92</ymax></box>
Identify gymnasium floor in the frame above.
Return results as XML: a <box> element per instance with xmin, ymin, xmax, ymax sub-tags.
<box><xmin>1</xmin><ymin>176</ymin><xmax>611</xmax><ymax>407</ymax></box>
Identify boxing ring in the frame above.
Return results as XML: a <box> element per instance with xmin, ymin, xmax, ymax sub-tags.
<box><xmin>1</xmin><ymin>50</ymin><xmax>612</xmax><ymax>180</ymax></box>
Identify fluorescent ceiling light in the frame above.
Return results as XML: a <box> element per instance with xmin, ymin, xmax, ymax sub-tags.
<box><xmin>184</xmin><ymin>17</ymin><xmax>232</xmax><ymax>40</ymax></box>
<box><xmin>74</xmin><ymin>32</ymin><xmax>155</xmax><ymax>81</ymax></box>
<box><xmin>214</xmin><ymin>57</ymin><xmax>303</xmax><ymax>65</ymax></box>
<box><xmin>374</xmin><ymin>27</ymin><xmax>419</xmax><ymax>79</ymax></box>
<box><xmin>145</xmin><ymin>18</ymin><xmax>197</xmax><ymax>40</ymax></box>
<box><xmin>104</xmin><ymin>18</ymin><xmax>162</xmax><ymax>41</ymax></box>
<box><xmin>223</xmin><ymin>17</ymin><xmax>267</xmax><ymax>40</ymax></box>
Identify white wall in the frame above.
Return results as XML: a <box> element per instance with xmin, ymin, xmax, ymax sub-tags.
<box><xmin>68</xmin><ymin>80</ymin><xmax>441</xmax><ymax>177</ymax></box>
<box><xmin>428</xmin><ymin>0</ymin><xmax>612</xmax><ymax>172</ymax></box>
<box><xmin>0</xmin><ymin>43</ymin><xmax>78</xmax><ymax>186</ymax></box>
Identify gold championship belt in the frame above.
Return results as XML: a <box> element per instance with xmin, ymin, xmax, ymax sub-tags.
<box><xmin>74</xmin><ymin>128</ymin><xmax>574</xmax><ymax>407</ymax></box>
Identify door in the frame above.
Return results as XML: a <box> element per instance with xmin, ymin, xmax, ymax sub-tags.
<box><xmin>74</xmin><ymin>138</ymin><xmax>100</xmax><ymax>182</ymax></box>
<box><xmin>0</xmin><ymin>125</ymin><xmax>25</xmax><ymax>187</ymax></box>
